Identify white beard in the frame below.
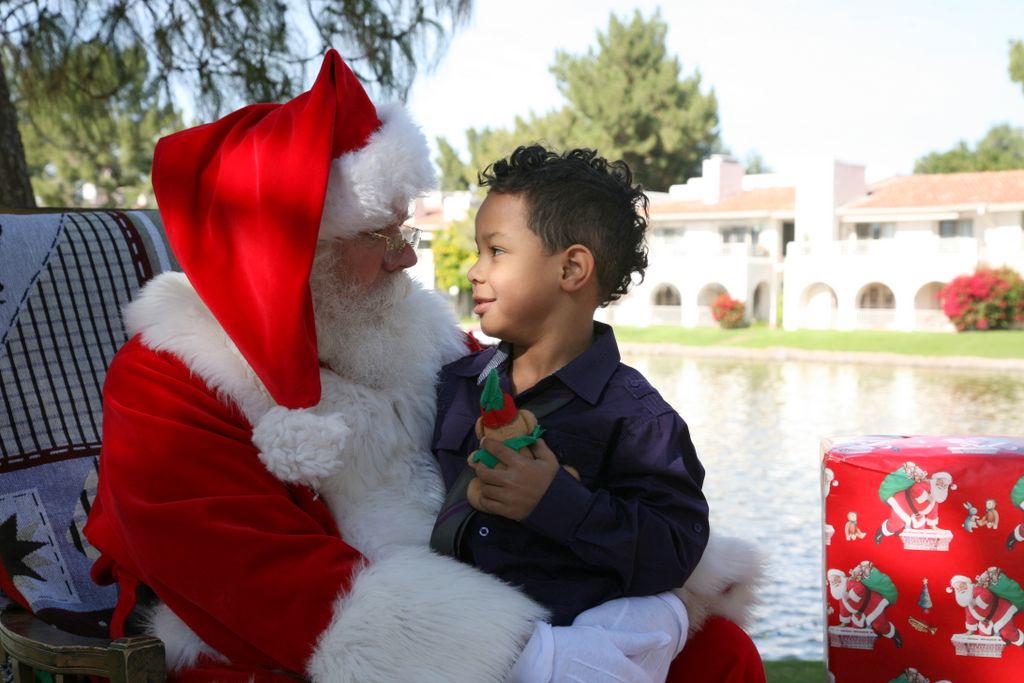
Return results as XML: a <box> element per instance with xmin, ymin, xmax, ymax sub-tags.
<box><xmin>949</xmin><ymin>577</ymin><xmax>973</xmax><ymax>608</ymax></box>
<box><xmin>930</xmin><ymin>482</ymin><xmax>950</xmax><ymax>504</ymax></box>
<box><xmin>305</xmin><ymin>243</ymin><xmax>464</xmax><ymax>561</ymax></box>
<box><xmin>828</xmin><ymin>574</ymin><xmax>847</xmax><ymax>602</ymax></box>
<box><xmin>309</xmin><ymin>245</ymin><xmax>415</xmax><ymax>391</ymax></box>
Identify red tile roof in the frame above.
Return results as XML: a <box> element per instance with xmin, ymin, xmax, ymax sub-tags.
<box><xmin>846</xmin><ymin>170</ymin><xmax>1024</xmax><ymax>209</ymax></box>
<box><xmin>651</xmin><ymin>187</ymin><xmax>795</xmax><ymax>215</ymax></box>
<box><xmin>411</xmin><ymin>205</ymin><xmax>444</xmax><ymax>227</ymax></box>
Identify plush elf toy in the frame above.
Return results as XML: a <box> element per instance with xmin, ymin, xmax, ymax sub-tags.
<box><xmin>466</xmin><ymin>369</ymin><xmax>578</xmax><ymax>509</ymax></box>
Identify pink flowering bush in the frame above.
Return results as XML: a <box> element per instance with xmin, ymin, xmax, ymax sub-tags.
<box><xmin>711</xmin><ymin>293</ymin><xmax>747</xmax><ymax>329</ymax></box>
<box><xmin>940</xmin><ymin>267</ymin><xmax>1024</xmax><ymax>331</ymax></box>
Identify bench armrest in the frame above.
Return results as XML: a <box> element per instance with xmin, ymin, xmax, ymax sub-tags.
<box><xmin>1</xmin><ymin>608</ymin><xmax>165</xmax><ymax>682</ymax></box>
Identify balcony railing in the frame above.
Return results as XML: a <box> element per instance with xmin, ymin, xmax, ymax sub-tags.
<box><xmin>915</xmin><ymin>309</ymin><xmax>951</xmax><ymax>330</ymax></box>
<box><xmin>789</xmin><ymin>236</ymin><xmax>977</xmax><ymax>258</ymax></box>
<box><xmin>855</xmin><ymin>308</ymin><xmax>897</xmax><ymax>329</ymax></box>
<box><xmin>651</xmin><ymin>305</ymin><xmax>682</xmax><ymax>325</ymax></box>
<box><xmin>653</xmin><ymin>241</ymin><xmax>772</xmax><ymax>259</ymax></box>
<box><xmin>696</xmin><ymin>305</ymin><xmax>717</xmax><ymax>326</ymax></box>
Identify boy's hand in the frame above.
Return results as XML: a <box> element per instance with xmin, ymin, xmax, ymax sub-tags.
<box><xmin>468</xmin><ymin>437</ymin><xmax>560</xmax><ymax>521</ymax></box>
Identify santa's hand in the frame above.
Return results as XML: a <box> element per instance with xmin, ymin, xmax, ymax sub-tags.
<box><xmin>506</xmin><ymin>622</ymin><xmax>660</xmax><ymax>683</ymax></box>
<box><xmin>468</xmin><ymin>437</ymin><xmax>559</xmax><ymax>521</ymax></box>
<box><xmin>573</xmin><ymin>593</ymin><xmax>687</xmax><ymax>682</ymax></box>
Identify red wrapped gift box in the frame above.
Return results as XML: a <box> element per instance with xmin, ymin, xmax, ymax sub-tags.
<box><xmin>821</xmin><ymin>436</ymin><xmax>1024</xmax><ymax>683</ymax></box>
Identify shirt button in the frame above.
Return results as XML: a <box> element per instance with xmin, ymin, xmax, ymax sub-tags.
<box><xmin>693</xmin><ymin>522</ymin><xmax>704</xmax><ymax>533</ymax></box>
<box><xmin>479</xmin><ymin>526</ymin><xmax>490</xmax><ymax>537</ymax></box>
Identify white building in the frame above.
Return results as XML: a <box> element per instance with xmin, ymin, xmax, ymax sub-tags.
<box><xmin>602</xmin><ymin>158</ymin><xmax>1024</xmax><ymax>332</ymax></box>
<box><xmin>414</xmin><ymin>165</ymin><xmax>1024</xmax><ymax>332</ymax></box>
<box><xmin>786</xmin><ymin>170</ymin><xmax>1024</xmax><ymax>331</ymax></box>
<box><xmin>602</xmin><ymin>155</ymin><xmax>794</xmax><ymax>328</ymax></box>
<box><xmin>406</xmin><ymin>190</ymin><xmax>477</xmax><ymax>289</ymax></box>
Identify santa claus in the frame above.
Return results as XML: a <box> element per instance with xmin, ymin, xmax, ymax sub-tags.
<box><xmin>874</xmin><ymin>462</ymin><xmax>955</xmax><ymax>543</ymax></box>
<box><xmin>82</xmin><ymin>51</ymin><xmax>762</xmax><ymax>682</ymax></box>
<box><xmin>947</xmin><ymin>568</ymin><xmax>1024</xmax><ymax>646</ymax></box>
<box><xmin>827</xmin><ymin>562</ymin><xmax>903</xmax><ymax>647</ymax></box>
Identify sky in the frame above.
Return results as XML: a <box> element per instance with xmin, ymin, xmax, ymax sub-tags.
<box><xmin>405</xmin><ymin>0</ymin><xmax>1024</xmax><ymax>183</ymax></box>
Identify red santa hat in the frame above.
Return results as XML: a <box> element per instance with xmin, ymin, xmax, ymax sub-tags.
<box><xmin>152</xmin><ymin>50</ymin><xmax>435</xmax><ymax>409</ymax></box>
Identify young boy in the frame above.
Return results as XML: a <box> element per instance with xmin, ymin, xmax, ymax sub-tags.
<box><xmin>431</xmin><ymin>145</ymin><xmax>710</xmax><ymax>634</ymax></box>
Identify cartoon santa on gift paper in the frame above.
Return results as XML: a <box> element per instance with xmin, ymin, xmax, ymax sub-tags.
<box><xmin>874</xmin><ymin>461</ymin><xmax>956</xmax><ymax>550</ymax></box>
<box><xmin>947</xmin><ymin>566</ymin><xmax>1024</xmax><ymax>654</ymax></box>
<box><xmin>826</xmin><ymin>560</ymin><xmax>903</xmax><ymax>649</ymax></box>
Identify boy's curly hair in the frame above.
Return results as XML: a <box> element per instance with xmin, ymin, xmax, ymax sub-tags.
<box><xmin>478</xmin><ymin>145</ymin><xmax>649</xmax><ymax>306</ymax></box>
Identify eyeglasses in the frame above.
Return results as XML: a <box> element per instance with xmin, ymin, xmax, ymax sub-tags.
<box><xmin>364</xmin><ymin>224</ymin><xmax>422</xmax><ymax>263</ymax></box>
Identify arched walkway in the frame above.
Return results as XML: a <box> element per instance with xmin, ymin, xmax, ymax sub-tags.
<box><xmin>651</xmin><ymin>283</ymin><xmax>682</xmax><ymax>325</ymax></box>
<box><xmin>800</xmin><ymin>283</ymin><xmax>837</xmax><ymax>329</ymax></box>
<box><xmin>856</xmin><ymin>282</ymin><xmax>896</xmax><ymax>329</ymax></box>
<box><xmin>914</xmin><ymin>281</ymin><xmax>948</xmax><ymax>330</ymax></box>
<box><xmin>751</xmin><ymin>282</ymin><xmax>770</xmax><ymax>323</ymax></box>
<box><xmin>697</xmin><ymin>283</ymin><xmax>727</xmax><ymax>326</ymax></box>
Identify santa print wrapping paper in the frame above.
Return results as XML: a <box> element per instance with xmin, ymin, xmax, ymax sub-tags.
<box><xmin>821</xmin><ymin>436</ymin><xmax>1024</xmax><ymax>683</ymax></box>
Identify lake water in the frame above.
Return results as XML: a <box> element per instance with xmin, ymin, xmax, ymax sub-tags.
<box><xmin>620</xmin><ymin>352</ymin><xmax>1024</xmax><ymax>661</ymax></box>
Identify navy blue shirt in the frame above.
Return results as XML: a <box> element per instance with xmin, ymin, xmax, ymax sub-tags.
<box><xmin>432</xmin><ymin>323</ymin><xmax>710</xmax><ymax>625</ymax></box>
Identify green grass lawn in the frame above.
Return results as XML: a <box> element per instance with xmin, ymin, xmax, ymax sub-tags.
<box><xmin>613</xmin><ymin>325</ymin><xmax>1024</xmax><ymax>359</ymax></box>
<box><xmin>764</xmin><ymin>660</ymin><xmax>826</xmax><ymax>682</ymax></box>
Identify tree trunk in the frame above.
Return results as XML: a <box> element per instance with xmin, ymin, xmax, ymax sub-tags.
<box><xmin>0</xmin><ymin>64</ymin><xmax>36</xmax><ymax>208</ymax></box>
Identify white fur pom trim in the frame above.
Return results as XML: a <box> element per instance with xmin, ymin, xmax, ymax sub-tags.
<box><xmin>144</xmin><ymin>602</ymin><xmax>226</xmax><ymax>672</ymax></box>
<box><xmin>307</xmin><ymin>546</ymin><xmax>547</xmax><ymax>683</ymax></box>
<box><xmin>252</xmin><ymin>406</ymin><xmax>350</xmax><ymax>487</ymax></box>
<box><xmin>674</xmin><ymin>532</ymin><xmax>765</xmax><ymax>632</ymax></box>
<box><xmin>319</xmin><ymin>103</ymin><xmax>436</xmax><ymax>240</ymax></box>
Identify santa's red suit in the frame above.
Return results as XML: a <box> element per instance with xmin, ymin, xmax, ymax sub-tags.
<box><xmin>836</xmin><ymin>580</ymin><xmax>899</xmax><ymax>641</ymax></box>
<box><xmin>881</xmin><ymin>481</ymin><xmax>938</xmax><ymax>536</ymax></box>
<box><xmin>85</xmin><ymin>271</ymin><xmax>537</xmax><ymax>681</ymax></box>
<box><xmin>964</xmin><ymin>586</ymin><xmax>1024</xmax><ymax>646</ymax></box>
<box><xmin>83</xmin><ymin>50</ymin><xmax>765</xmax><ymax>683</ymax></box>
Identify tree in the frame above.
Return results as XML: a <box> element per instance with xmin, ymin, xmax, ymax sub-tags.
<box><xmin>435</xmin><ymin>137</ymin><xmax>471</xmax><ymax>191</ymax></box>
<box><xmin>20</xmin><ymin>41</ymin><xmax>183</xmax><ymax>207</ymax></box>
<box><xmin>914</xmin><ymin>124</ymin><xmax>1024</xmax><ymax>174</ymax></box>
<box><xmin>431</xmin><ymin>211</ymin><xmax>477</xmax><ymax>295</ymax></box>
<box><xmin>0</xmin><ymin>0</ymin><xmax>472</xmax><ymax>207</ymax></box>
<box><xmin>548</xmin><ymin>10</ymin><xmax>718</xmax><ymax>190</ymax></box>
<box><xmin>436</xmin><ymin>122</ymin><xmax>541</xmax><ymax>191</ymax></box>
<box><xmin>744</xmin><ymin>150</ymin><xmax>771</xmax><ymax>174</ymax></box>
<box><xmin>0</xmin><ymin>55</ymin><xmax>32</xmax><ymax>206</ymax></box>
<box><xmin>914</xmin><ymin>40</ymin><xmax>1024</xmax><ymax>174</ymax></box>
<box><xmin>918</xmin><ymin>578</ymin><xmax>932</xmax><ymax>613</ymax></box>
<box><xmin>437</xmin><ymin>10</ymin><xmax>719</xmax><ymax>191</ymax></box>
<box><xmin>1010</xmin><ymin>38</ymin><xmax>1024</xmax><ymax>94</ymax></box>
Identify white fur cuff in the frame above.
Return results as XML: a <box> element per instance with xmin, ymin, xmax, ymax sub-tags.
<box><xmin>144</xmin><ymin>602</ymin><xmax>226</xmax><ymax>672</ymax></box>
<box><xmin>674</xmin><ymin>532</ymin><xmax>765</xmax><ymax>632</ymax></box>
<box><xmin>252</xmin><ymin>406</ymin><xmax>350</xmax><ymax>487</ymax></box>
<box><xmin>307</xmin><ymin>546</ymin><xmax>546</xmax><ymax>683</ymax></box>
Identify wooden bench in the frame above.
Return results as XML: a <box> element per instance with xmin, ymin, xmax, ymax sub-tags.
<box><xmin>0</xmin><ymin>209</ymin><xmax>174</xmax><ymax>681</ymax></box>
